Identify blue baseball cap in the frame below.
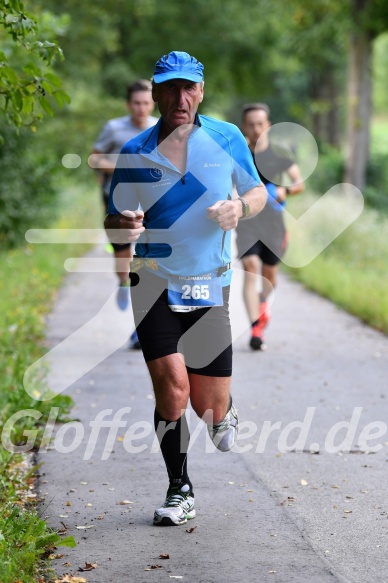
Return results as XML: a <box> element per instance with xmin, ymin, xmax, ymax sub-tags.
<box><xmin>153</xmin><ymin>51</ymin><xmax>204</xmax><ymax>84</ymax></box>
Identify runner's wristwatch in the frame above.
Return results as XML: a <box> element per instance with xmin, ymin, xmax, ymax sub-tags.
<box><xmin>238</xmin><ymin>197</ymin><xmax>250</xmax><ymax>219</ymax></box>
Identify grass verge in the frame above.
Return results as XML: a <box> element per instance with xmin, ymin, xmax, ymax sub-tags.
<box><xmin>0</xmin><ymin>181</ymin><xmax>101</xmax><ymax>582</ymax></box>
<box><xmin>284</xmin><ymin>193</ymin><xmax>388</xmax><ymax>334</ymax></box>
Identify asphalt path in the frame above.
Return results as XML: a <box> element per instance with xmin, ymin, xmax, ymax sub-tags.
<box><xmin>38</xmin><ymin>244</ymin><xmax>388</xmax><ymax>583</ymax></box>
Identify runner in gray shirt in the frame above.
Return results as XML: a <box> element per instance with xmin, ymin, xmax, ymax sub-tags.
<box><xmin>90</xmin><ymin>80</ymin><xmax>158</xmax><ymax>347</ymax></box>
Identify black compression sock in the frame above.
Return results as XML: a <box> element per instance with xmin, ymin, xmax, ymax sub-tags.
<box><xmin>154</xmin><ymin>409</ymin><xmax>193</xmax><ymax>493</ymax></box>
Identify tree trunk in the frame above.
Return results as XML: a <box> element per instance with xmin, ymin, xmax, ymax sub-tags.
<box><xmin>344</xmin><ymin>24</ymin><xmax>373</xmax><ymax>191</ymax></box>
<box><xmin>326</xmin><ymin>69</ymin><xmax>341</xmax><ymax>148</ymax></box>
<box><xmin>310</xmin><ymin>69</ymin><xmax>342</xmax><ymax>148</ymax></box>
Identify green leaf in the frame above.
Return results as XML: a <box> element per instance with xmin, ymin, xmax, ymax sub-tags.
<box><xmin>41</xmin><ymin>80</ymin><xmax>53</xmax><ymax>95</ymax></box>
<box><xmin>23</xmin><ymin>62</ymin><xmax>42</xmax><ymax>77</ymax></box>
<box><xmin>22</xmin><ymin>96</ymin><xmax>34</xmax><ymax>114</ymax></box>
<box><xmin>25</xmin><ymin>83</ymin><xmax>36</xmax><ymax>95</ymax></box>
<box><xmin>62</xmin><ymin>91</ymin><xmax>71</xmax><ymax>105</ymax></box>
<box><xmin>2</xmin><ymin>65</ymin><xmax>19</xmax><ymax>85</ymax></box>
<box><xmin>40</xmin><ymin>98</ymin><xmax>54</xmax><ymax>116</ymax></box>
<box><xmin>35</xmin><ymin>532</ymin><xmax>61</xmax><ymax>549</ymax></box>
<box><xmin>53</xmin><ymin>91</ymin><xmax>63</xmax><ymax>108</ymax></box>
<box><xmin>45</xmin><ymin>72</ymin><xmax>62</xmax><ymax>88</ymax></box>
<box><xmin>12</xmin><ymin>90</ymin><xmax>23</xmax><ymax>111</ymax></box>
<box><xmin>57</xmin><ymin>535</ymin><xmax>77</xmax><ymax>548</ymax></box>
<box><xmin>53</xmin><ymin>89</ymin><xmax>71</xmax><ymax>108</ymax></box>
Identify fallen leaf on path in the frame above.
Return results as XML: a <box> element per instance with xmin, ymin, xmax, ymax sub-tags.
<box><xmin>331</xmin><ymin>485</ymin><xmax>340</xmax><ymax>489</ymax></box>
<box><xmin>169</xmin><ymin>577</ymin><xmax>183</xmax><ymax>579</ymax></box>
<box><xmin>66</xmin><ymin>501</ymin><xmax>71</xmax><ymax>507</ymax></box>
<box><xmin>345</xmin><ymin>495</ymin><xmax>353</xmax><ymax>499</ymax></box>
<box><xmin>159</xmin><ymin>553</ymin><xmax>170</xmax><ymax>559</ymax></box>
<box><xmin>144</xmin><ymin>565</ymin><xmax>163</xmax><ymax>571</ymax></box>
<box><xmin>118</xmin><ymin>500</ymin><xmax>133</xmax><ymax>505</ymax></box>
<box><xmin>86</xmin><ymin>504</ymin><xmax>93</xmax><ymax>507</ymax></box>
<box><xmin>80</xmin><ymin>482</ymin><xmax>88</xmax><ymax>485</ymax></box>
<box><xmin>300</xmin><ymin>479</ymin><xmax>308</xmax><ymax>486</ymax></box>
<box><xmin>55</xmin><ymin>577</ymin><xmax>87</xmax><ymax>583</ymax></box>
<box><xmin>268</xmin><ymin>570</ymin><xmax>277</xmax><ymax>574</ymax></box>
<box><xmin>97</xmin><ymin>515</ymin><xmax>104</xmax><ymax>520</ymax></box>
<box><xmin>76</xmin><ymin>525</ymin><xmax>95</xmax><ymax>529</ymax></box>
<box><xmin>79</xmin><ymin>562</ymin><xmax>97</xmax><ymax>571</ymax></box>
<box><xmin>186</xmin><ymin>526</ymin><xmax>197</xmax><ymax>533</ymax></box>
<box><xmin>344</xmin><ymin>510</ymin><xmax>352</xmax><ymax>514</ymax></box>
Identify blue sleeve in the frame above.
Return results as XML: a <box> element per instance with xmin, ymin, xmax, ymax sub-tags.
<box><xmin>229</xmin><ymin>127</ymin><xmax>261</xmax><ymax>195</ymax></box>
<box><xmin>108</xmin><ymin>147</ymin><xmax>140</xmax><ymax>215</ymax></box>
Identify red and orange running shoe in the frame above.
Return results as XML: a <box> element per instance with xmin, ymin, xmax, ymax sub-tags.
<box><xmin>249</xmin><ymin>301</ymin><xmax>270</xmax><ymax>351</ymax></box>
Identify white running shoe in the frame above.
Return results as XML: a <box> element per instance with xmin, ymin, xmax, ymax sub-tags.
<box><xmin>153</xmin><ymin>484</ymin><xmax>195</xmax><ymax>526</ymax></box>
<box><xmin>208</xmin><ymin>404</ymin><xmax>239</xmax><ymax>452</ymax></box>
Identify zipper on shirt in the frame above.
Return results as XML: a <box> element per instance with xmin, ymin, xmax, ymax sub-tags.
<box><xmin>181</xmin><ymin>176</ymin><xmax>185</xmax><ymax>184</ymax></box>
<box><xmin>220</xmin><ymin>193</ymin><xmax>232</xmax><ymax>258</ymax></box>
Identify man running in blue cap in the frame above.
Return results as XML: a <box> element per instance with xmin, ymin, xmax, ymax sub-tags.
<box><xmin>104</xmin><ymin>51</ymin><xmax>267</xmax><ymax>526</ymax></box>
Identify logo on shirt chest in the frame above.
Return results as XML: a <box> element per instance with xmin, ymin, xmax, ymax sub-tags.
<box><xmin>204</xmin><ymin>163</ymin><xmax>221</xmax><ymax>168</ymax></box>
<box><xmin>150</xmin><ymin>167</ymin><xmax>166</xmax><ymax>179</ymax></box>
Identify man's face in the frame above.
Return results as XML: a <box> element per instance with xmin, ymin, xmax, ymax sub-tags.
<box><xmin>127</xmin><ymin>90</ymin><xmax>155</xmax><ymax>123</ymax></box>
<box><xmin>152</xmin><ymin>79</ymin><xmax>204</xmax><ymax>128</ymax></box>
<box><xmin>243</xmin><ymin>109</ymin><xmax>271</xmax><ymax>148</ymax></box>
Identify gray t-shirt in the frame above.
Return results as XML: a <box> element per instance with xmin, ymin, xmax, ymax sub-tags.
<box><xmin>94</xmin><ymin>114</ymin><xmax>158</xmax><ymax>195</ymax></box>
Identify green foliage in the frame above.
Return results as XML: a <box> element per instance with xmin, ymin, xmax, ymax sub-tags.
<box><xmin>373</xmin><ymin>33</ymin><xmax>388</xmax><ymax>115</ymax></box>
<box><xmin>364</xmin><ymin>151</ymin><xmax>388</xmax><ymax>211</ymax></box>
<box><xmin>0</xmin><ymin>184</ymin><xmax>99</xmax><ymax>581</ymax></box>
<box><xmin>305</xmin><ymin>136</ymin><xmax>388</xmax><ymax>213</ymax></box>
<box><xmin>0</xmin><ymin>123</ymin><xmax>60</xmax><ymax>248</ymax></box>
<box><xmin>0</xmin><ymin>503</ymin><xmax>76</xmax><ymax>582</ymax></box>
<box><xmin>0</xmin><ymin>0</ymin><xmax>70</xmax><ymax>130</ymax></box>
<box><xmin>285</xmin><ymin>193</ymin><xmax>388</xmax><ymax>333</ymax></box>
<box><xmin>307</xmin><ymin>143</ymin><xmax>344</xmax><ymax>195</ymax></box>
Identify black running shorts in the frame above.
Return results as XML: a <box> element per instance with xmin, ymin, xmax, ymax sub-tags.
<box><xmin>130</xmin><ymin>268</ymin><xmax>232</xmax><ymax>377</ymax></box>
<box><xmin>236</xmin><ymin>204</ymin><xmax>287</xmax><ymax>266</ymax></box>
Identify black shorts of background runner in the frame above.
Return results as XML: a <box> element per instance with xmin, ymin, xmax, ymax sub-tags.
<box><xmin>240</xmin><ymin>238</ymin><xmax>287</xmax><ymax>266</ymax></box>
<box><xmin>236</xmin><ymin>204</ymin><xmax>287</xmax><ymax>266</ymax></box>
<box><xmin>130</xmin><ymin>268</ymin><xmax>232</xmax><ymax>377</ymax></box>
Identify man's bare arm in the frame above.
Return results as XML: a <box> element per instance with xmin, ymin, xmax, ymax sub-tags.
<box><xmin>89</xmin><ymin>149</ymin><xmax>117</xmax><ymax>174</ymax></box>
<box><xmin>207</xmin><ymin>183</ymin><xmax>267</xmax><ymax>231</ymax></box>
<box><xmin>104</xmin><ymin>210</ymin><xmax>145</xmax><ymax>244</ymax></box>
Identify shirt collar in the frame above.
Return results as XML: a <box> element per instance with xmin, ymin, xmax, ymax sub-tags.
<box><xmin>140</xmin><ymin>114</ymin><xmax>202</xmax><ymax>154</ymax></box>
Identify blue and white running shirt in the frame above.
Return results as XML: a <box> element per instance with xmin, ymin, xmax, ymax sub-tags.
<box><xmin>108</xmin><ymin>114</ymin><xmax>261</xmax><ymax>285</ymax></box>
